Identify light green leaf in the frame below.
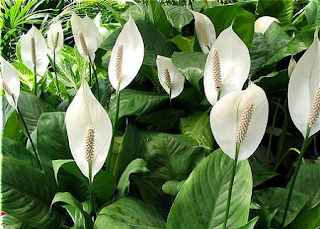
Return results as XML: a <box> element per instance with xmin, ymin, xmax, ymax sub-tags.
<box><xmin>170</xmin><ymin>35</ymin><xmax>194</xmax><ymax>52</ymax></box>
<box><xmin>163</xmin><ymin>5</ymin><xmax>193</xmax><ymax>32</ymax></box>
<box><xmin>238</xmin><ymin>216</ymin><xmax>260</xmax><ymax>229</ymax></box>
<box><xmin>162</xmin><ymin>180</ymin><xmax>185</xmax><ymax>197</ymax></box>
<box><xmin>122</xmin><ymin>4</ymin><xmax>146</xmax><ymax>21</ymax></box>
<box><xmin>290</xmin><ymin>202</ymin><xmax>320</xmax><ymax>229</ymax></box>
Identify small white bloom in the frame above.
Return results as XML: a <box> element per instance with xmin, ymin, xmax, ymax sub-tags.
<box><xmin>94</xmin><ymin>12</ymin><xmax>110</xmax><ymax>46</ymax></box>
<box><xmin>47</xmin><ymin>21</ymin><xmax>64</xmax><ymax>54</ymax></box>
<box><xmin>254</xmin><ymin>16</ymin><xmax>279</xmax><ymax>35</ymax></box>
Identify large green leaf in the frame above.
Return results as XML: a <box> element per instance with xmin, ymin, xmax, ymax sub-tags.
<box><xmin>147</xmin><ymin>1</ymin><xmax>171</xmax><ymax>37</ymax></box>
<box><xmin>163</xmin><ymin>5</ymin><xmax>193</xmax><ymax>32</ymax></box>
<box><xmin>94</xmin><ymin>197</ymin><xmax>166</xmax><ymax>229</ymax></box>
<box><xmin>109</xmin><ymin>89</ymin><xmax>168</xmax><ymax>121</ymax></box>
<box><xmin>250</xmin><ymin>160</ymin><xmax>278</xmax><ymax>187</ymax></box>
<box><xmin>290</xmin><ymin>202</ymin><xmax>320</xmax><ymax>229</ymax></box>
<box><xmin>172</xmin><ymin>51</ymin><xmax>207</xmax><ymax>91</ymax></box>
<box><xmin>305</xmin><ymin>1</ymin><xmax>320</xmax><ymax>25</ymax></box>
<box><xmin>249</xmin><ymin>33</ymin><xmax>270</xmax><ymax>77</ymax></box>
<box><xmin>122</xmin><ymin>4</ymin><xmax>147</xmax><ymax>21</ymax></box>
<box><xmin>101</xmin><ymin>20</ymin><xmax>177</xmax><ymax>66</ymax></box>
<box><xmin>0</xmin><ymin>214</ymin><xmax>34</xmax><ymax>229</ymax></box>
<box><xmin>167</xmin><ymin>149</ymin><xmax>252</xmax><ymax>229</ymax></box>
<box><xmin>17</xmin><ymin>92</ymin><xmax>55</xmax><ymax>134</ymax></box>
<box><xmin>179</xmin><ymin>110</ymin><xmax>213</xmax><ymax>149</ymax></box>
<box><xmin>253</xmin><ymin>187</ymin><xmax>309</xmax><ymax>226</ymax></box>
<box><xmin>93</xmin><ymin>170</ymin><xmax>116</xmax><ymax>205</ymax></box>
<box><xmin>204</xmin><ymin>5</ymin><xmax>255</xmax><ymax>47</ymax></box>
<box><xmin>1</xmin><ymin>157</ymin><xmax>65</xmax><ymax>228</ymax></box>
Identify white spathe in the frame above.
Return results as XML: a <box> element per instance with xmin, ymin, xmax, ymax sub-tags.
<box><xmin>71</xmin><ymin>13</ymin><xmax>100</xmax><ymax>62</ymax></box>
<box><xmin>254</xmin><ymin>16</ymin><xmax>280</xmax><ymax>34</ymax></box>
<box><xmin>21</xmin><ymin>26</ymin><xmax>49</xmax><ymax>76</ymax></box>
<box><xmin>156</xmin><ymin>55</ymin><xmax>185</xmax><ymax>99</ymax></box>
<box><xmin>1</xmin><ymin>56</ymin><xmax>20</xmax><ymax>110</ymax></box>
<box><xmin>65</xmin><ymin>80</ymin><xmax>113</xmax><ymax>181</ymax></box>
<box><xmin>288</xmin><ymin>30</ymin><xmax>320</xmax><ymax>138</ymax></box>
<box><xmin>94</xmin><ymin>12</ymin><xmax>110</xmax><ymax>46</ymax></box>
<box><xmin>210</xmin><ymin>83</ymin><xmax>269</xmax><ymax>162</ymax></box>
<box><xmin>47</xmin><ymin>21</ymin><xmax>64</xmax><ymax>54</ymax></box>
<box><xmin>190</xmin><ymin>10</ymin><xmax>216</xmax><ymax>54</ymax></box>
<box><xmin>204</xmin><ymin>26</ymin><xmax>250</xmax><ymax>106</ymax></box>
<box><xmin>108</xmin><ymin>17</ymin><xmax>144</xmax><ymax>92</ymax></box>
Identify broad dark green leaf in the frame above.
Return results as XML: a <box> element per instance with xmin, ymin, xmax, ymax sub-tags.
<box><xmin>290</xmin><ymin>202</ymin><xmax>320</xmax><ymax>229</ymax></box>
<box><xmin>1</xmin><ymin>157</ymin><xmax>65</xmax><ymax>228</ymax></box>
<box><xmin>116</xmin><ymin>158</ymin><xmax>149</xmax><ymax>200</ymax></box>
<box><xmin>249</xmin><ymin>33</ymin><xmax>270</xmax><ymax>77</ymax></box>
<box><xmin>254</xmin><ymin>70</ymin><xmax>289</xmax><ymax>96</ymax></box>
<box><xmin>250</xmin><ymin>160</ymin><xmax>278</xmax><ymax>187</ymax></box>
<box><xmin>109</xmin><ymin>89</ymin><xmax>168</xmax><ymax>121</ymax></box>
<box><xmin>172</xmin><ymin>51</ymin><xmax>207</xmax><ymax>91</ymax></box>
<box><xmin>253</xmin><ymin>187</ymin><xmax>309</xmax><ymax>226</ymax></box>
<box><xmin>179</xmin><ymin>110</ymin><xmax>213</xmax><ymax>149</ymax></box>
<box><xmin>163</xmin><ymin>5</ymin><xmax>193</xmax><ymax>32</ymax></box>
<box><xmin>305</xmin><ymin>1</ymin><xmax>320</xmax><ymax>25</ymax></box>
<box><xmin>94</xmin><ymin>197</ymin><xmax>166</xmax><ymax>229</ymax></box>
<box><xmin>93</xmin><ymin>170</ymin><xmax>116</xmax><ymax>205</ymax></box>
<box><xmin>0</xmin><ymin>214</ymin><xmax>34</xmax><ymax>229</ymax></box>
<box><xmin>167</xmin><ymin>149</ymin><xmax>252</xmax><ymax>229</ymax></box>
<box><xmin>147</xmin><ymin>1</ymin><xmax>171</xmax><ymax>37</ymax></box>
<box><xmin>17</xmin><ymin>92</ymin><xmax>55</xmax><ymax>134</ymax></box>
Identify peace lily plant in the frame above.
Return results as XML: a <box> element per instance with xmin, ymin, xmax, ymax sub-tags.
<box><xmin>283</xmin><ymin>29</ymin><xmax>320</xmax><ymax>227</ymax></box>
<box><xmin>47</xmin><ymin>21</ymin><xmax>64</xmax><ymax>94</ymax></box>
<box><xmin>21</xmin><ymin>26</ymin><xmax>49</xmax><ymax>95</ymax></box>
<box><xmin>204</xmin><ymin>26</ymin><xmax>251</xmax><ymax>105</ymax></box>
<box><xmin>210</xmin><ymin>83</ymin><xmax>269</xmax><ymax>229</ymax></box>
<box><xmin>107</xmin><ymin>17</ymin><xmax>144</xmax><ymax>173</ymax></box>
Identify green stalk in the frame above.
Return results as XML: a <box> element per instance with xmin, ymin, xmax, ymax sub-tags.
<box><xmin>166</xmin><ymin>90</ymin><xmax>172</xmax><ymax>132</ymax></box>
<box><xmin>88</xmin><ymin>161</ymin><xmax>96</xmax><ymax>220</ymax></box>
<box><xmin>90</xmin><ymin>59</ymin><xmax>100</xmax><ymax>101</ymax></box>
<box><xmin>281</xmin><ymin>126</ymin><xmax>311</xmax><ymax>227</ymax></box>
<box><xmin>107</xmin><ymin>82</ymin><xmax>121</xmax><ymax>174</ymax></box>
<box><xmin>33</xmin><ymin>64</ymin><xmax>37</xmax><ymax>95</ymax></box>
<box><xmin>53</xmin><ymin>50</ymin><xmax>60</xmax><ymax>95</ymax></box>
<box><xmin>222</xmin><ymin>142</ymin><xmax>240</xmax><ymax>229</ymax></box>
<box><xmin>88</xmin><ymin>61</ymin><xmax>92</xmax><ymax>85</ymax></box>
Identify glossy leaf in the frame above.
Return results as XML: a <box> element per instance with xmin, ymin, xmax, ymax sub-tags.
<box><xmin>163</xmin><ymin>5</ymin><xmax>193</xmax><ymax>32</ymax></box>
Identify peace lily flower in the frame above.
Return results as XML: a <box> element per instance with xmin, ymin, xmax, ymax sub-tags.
<box><xmin>254</xmin><ymin>16</ymin><xmax>279</xmax><ymax>34</ymax></box>
<box><xmin>65</xmin><ymin>79</ymin><xmax>113</xmax><ymax>181</ymax></box>
<box><xmin>71</xmin><ymin>13</ymin><xmax>100</xmax><ymax>62</ymax></box>
<box><xmin>47</xmin><ymin>21</ymin><xmax>64</xmax><ymax>55</ymax></box>
<box><xmin>190</xmin><ymin>10</ymin><xmax>216</xmax><ymax>54</ymax></box>
<box><xmin>210</xmin><ymin>83</ymin><xmax>269</xmax><ymax>162</ymax></box>
<box><xmin>156</xmin><ymin>55</ymin><xmax>185</xmax><ymax>99</ymax></box>
<box><xmin>288</xmin><ymin>30</ymin><xmax>320</xmax><ymax>139</ymax></box>
<box><xmin>108</xmin><ymin>17</ymin><xmax>144</xmax><ymax>92</ymax></box>
<box><xmin>94</xmin><ymin>12</ymin><xmax>110</xmax><ymax>46</ymax></box>
<box><xmin>21</xmin><ymin>26</ymin><xmax>49</xmax><ymax>76</ymax></box>
<box><xmin>1</xmin><ymin>56</ymin><xmax>20</xmax><ymax>110</ymax></box>
<box><xmin>204</xmin><ymin>26</ymin><xmax>250</xmax><ymax>106</ymax></box>
<box><xmin>288</xmin><ymin>56</ymin><xmax>297</xmax><ymax>77</ymax></box>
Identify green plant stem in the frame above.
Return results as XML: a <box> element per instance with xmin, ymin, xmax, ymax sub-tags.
<box><xmin>166</xmin><ymin>92</ymin><xmax>172</xmax><ymax>132</ymax></box>
<box><xmin>107</xmin><ymin>82</ymin><xmax>121</xmax><ymax>174</ymax></box>
<box><xmin>33</xmin><ymin>64</ymin><xmax>37</xmax><ymax>95</ymax></box>
<box><xmin>89</xmin><ymin>59</ymin><xmax>100</xmax><ymax>101</ymax></box>
<box><xmin>88</xmin><ymin>61</ymin><xmax>92</xmax><ymax>85</ymax></box>
<box><xmin>281</xmin><ymin>126</ymin><xmax>311</xmax><ymax>227</ymax></box>
<box><xmin>53</xmin><ymin>50</ymin><xmax>60</xmax><ymax>95</ymax></box>
<box><xmin>266</xmin><ymin>97</ymin><xmax>281</xmax><ymax>166</ymax></box>
<box><xmin>88</xmin><ymin>161</ymin><xmax>96</xmax><ymax>220</ymax></box>
<box><xmin>222</xmin><ymin>142</ymin><xmax>240</xmax><ymax>229</ymax></box>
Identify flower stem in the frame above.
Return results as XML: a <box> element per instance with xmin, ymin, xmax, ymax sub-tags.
<box><xmin>166</xmin><ymin>92</ymin><xmax>172</xmax><ymax>132</ymax></box>
<box><xmin>33</xmin><ymin>64</ymin><xmax>37</xmax><ymax>95</ymax></box>
<box><xmin>88</xmin><ymin>61</ymin><xmax>92</xmax><ymax>85</ymax></box>
<box><xmin>222</xmin><ymin>142</ymin><xmax>240</xmax><ymax>229</ymax></box>
<box><xmin>107</xmin><ymin>82</ymin><xmax>121</xmax><ymax>174</ymax></box>
<box><xmin>89</xmin><ymin>59</ymin><xmax>100</xmax><ymax>101</ymax></box>
<box><xmin>53</xmin><ymin>50</ymin><xmax>60</xmax><ymax>95</ymax></box>
<box><xmin>88</xmin><ymin>161</ymin><xmax>96</xmax><ymax>220</ymax></box>
<box><xmin>281</xmin><ymin>126</ymin><xmax>311</xmax><ymax>227</ymax></box>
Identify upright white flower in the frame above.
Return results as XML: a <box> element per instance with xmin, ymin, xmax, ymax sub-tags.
<box><xmin>156</xmin><ymin>55</ymin><xmax>185</xmax><ymax>99</ymax></box>
<box><xmin>210</xmin><ymin>83</ymin><xmax>269</xmax><ymax>162</ymax></box>
<box><xmin>47</xmin><ymin>21</ymin><xmax>64</xmax><ymax>54</ymax></box>
<box><xmin>65</xmin><ymin>80</ymin><xmax>113</xmax><ymax>181</ymax></box>
<box><xmin>108</xmin><ymin>17</ymin><xmax>144</xmax><ymax>92</ymax></box>
<box><xmin>94</xmin><ymin>12</ymin><xmax>110</xmax><ymax>46</ymax></box>
<box><xmin>254</xmin><ymin>16</ymin><xmax>279</xmax><ymax>35</ymax></box>
<box><xmin>21</xmin><ymin>26</ymin><xmax>49</xmax><ymax>76</ymax></box>
<box><xmin>1</xmin><ymin>56</ymin><xmax>20</xmax><ymax>110</ymax></box>
<box><xmin>71</xmin><ymin>13</ymin><xmax>100</xmax><ymax>62</ymax></box>
<box><xmin>190</xmin><ymin>10</ymin><xmax>216</xmax><ymax>54</ymax></box>
<box><xmin>288</xmin><ymin>30</ymin><xmax>320</xmax><ymax>138</ymax></box>
<box><xmin>204</xmin><ymin>26</ymin><xmax>250</xmax><ymax>106</ymax></box>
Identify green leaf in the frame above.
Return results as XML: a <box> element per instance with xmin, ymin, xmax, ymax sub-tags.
<box><xmin>204</xmin><ymin>5</ymin><xmax>255</xmax><ymax>47</ymax></box>
<box><xmin>254</xmin><ymin>70</ymin><xmax>289</xmax><ymax>96</ymax></box>
<box><xmin>289</xmin><ymin>163</ymin><xmax>320</xmax><ymax>209</ymax></box>
<box><xmin>93</xmin><ymin>170</ymin><xmax>116</xmax><ymax>205</ymax></box>
<box><xmin>17</xmin><ymin>92</ymin><xmax>55</xmax><ymax>134</ymax></box>
<box><xmin>109</xmin><ymin>89</ymin><xmax>168</xmax><ymax>121</ymax></box>
<box><xmin>249</xmin><ymin>33</ymin><xmax>270</xmax><ymax>77</ymax></box>
<box><xmin>162</xmin><ymin>180</ymin><xmax>185</xmax><ymax>197</ymax></box>
<box><xmin>51</xmin><ymin>192</ymin><xmax>93</xmax><ymax>229</ymax></box>
<box><xmin>171</xmin><ymin>51</ymin><xmax>207</xmax><ymax>91</ymax></box>
<box><xmin>122</xmin><ymin>4</ymin><xmax>146</xmax><ymax>21</ymax></box>
<box><xmin>250</xmin><ymin>160</ymin><xmax>278</xmax><ymax>187</ymax></box>
<box><xmin>101</xmin><ymin>20</ymin><xmax>177</xmax><ymax>66</ymax></box>
<box><xmin>94</xmin><ymin>197</ymin><xmax>166</xmax><ymax>229</ymax></box>
<box><xmin>238</xmin><ymin>216</ymin><xmax>259</xmax><ymax>229</ymax></box>
<box><xmin>179</xmin><ymin>111</ymin><xmax>213</xmax><ymax>149</ymax></box>
<box><xmin>1</xmin><ymin>157</ymin><xmax>65</xmax><ymax>228</ymax></box>
<box><xmin>305</xmin><ymin>1</ymin><xmax>320</xmax><ymax>25</ymax></box>
<box><xmin>170</xmin><ymin>35</ymin><xmax>194</xmax><ymax>52</ymax></box>
<box><xmin>290</xmin><ymin>202</ymin><xmax>320</xmax><ymax>229</ymax></box>
<box><xmin>167</xmin><ymin>149</ymin><xmax>252</xmax><ymax>229</ymax></box>
<box><xmin>0</xmin><ymin>214</ymin><xmax>34</xmax><ymax>229</ymax></box>
<box><xmin>253</xmin><ymin>187</ymin><xmax>309</xmax><ymax>226</ymax></box>
<box><xmin>116</xmin><ymin>158</ymin><xmax>149</xmax><ymax>200</ymax></box>
<box><xmin>147</xmin><ymin>1</ymin><xmax>171</xmax><ymax>37</ymax></box>
<box><xmin>163</xmin><ymin>5</ymin><xmax>193</xmax><ymax>32</ymax></box>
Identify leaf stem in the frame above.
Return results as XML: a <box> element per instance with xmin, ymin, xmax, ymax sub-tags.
<box><xmin>222</xmin><ymin>142</ymin><xmax>240</xmax><ymax>229</ymax></box>
<box><xmin>281</xmin><ymin>126</ymin><xmax>311</xmax><ymax>227</ymax></box>
<box><xmin>33</xmin><ymin>64</ymin><xmax>37</xmax><ymax>95</ymax></box>
<box><xmin>88</xmin><ymin>161</ymin><xmax>96</xmax><ymax>220</ymax></box>
<box><xmin>53</xmin><ymin>50</ymin><xmax>60</xmax><ymax>95</ymax></box>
